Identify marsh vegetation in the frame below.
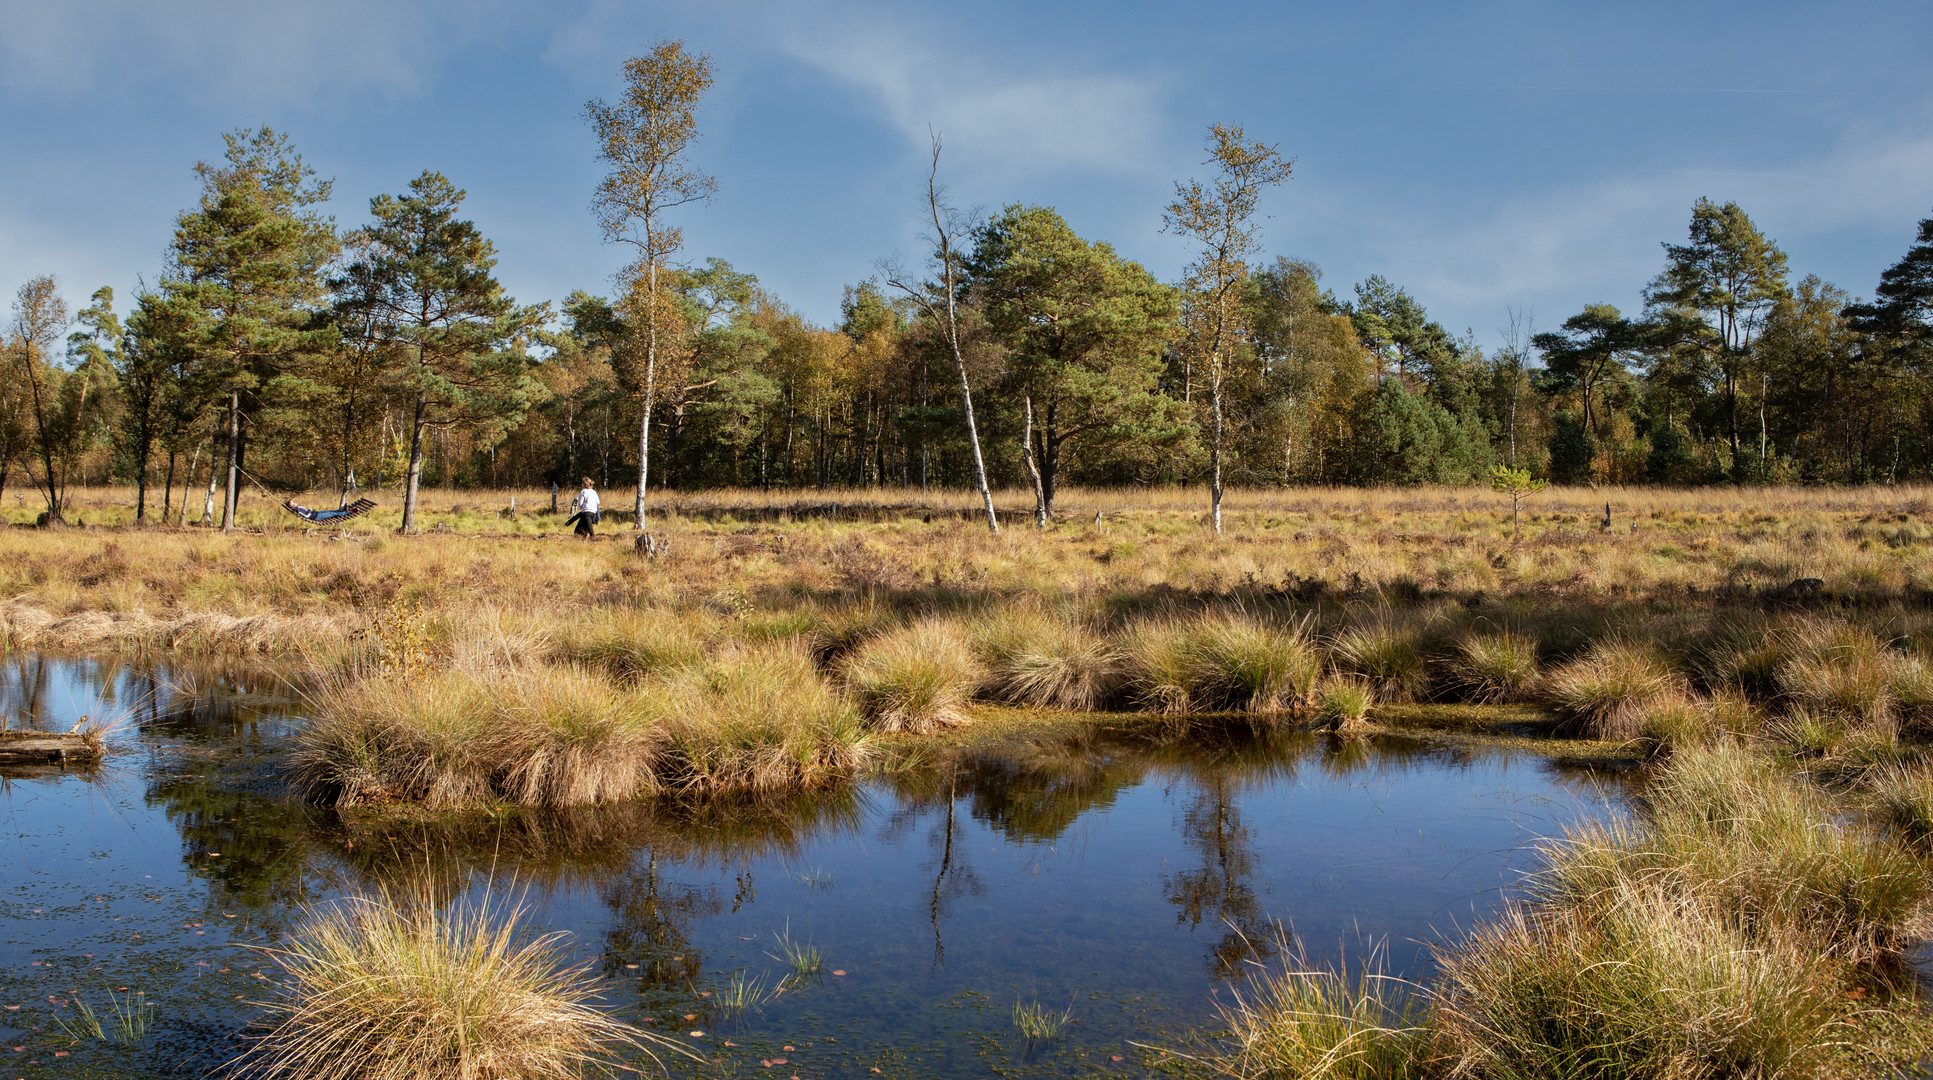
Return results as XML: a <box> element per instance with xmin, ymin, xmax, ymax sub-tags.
<box><xmin>6</xmin><ymin>485</ymin><xmax>1933</xmax><ymax>1076</ymax></box>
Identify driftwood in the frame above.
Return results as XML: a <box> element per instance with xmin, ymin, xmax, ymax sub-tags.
<box><xmin>0</xmin><ymin>730</ymin><xmax>98</xmax><ymax>765</ymax></box>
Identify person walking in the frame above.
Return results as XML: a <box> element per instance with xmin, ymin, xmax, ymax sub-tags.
<box><xmin>564</xmin><ymin>477</ymin><xmax>599</xmax><ymax>538</ymax></box>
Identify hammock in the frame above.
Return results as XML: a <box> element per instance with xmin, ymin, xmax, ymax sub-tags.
<box><xmin>283</xmin><ymin>498</ymin><xmax>377</xmax><ymax>524</ymax></box>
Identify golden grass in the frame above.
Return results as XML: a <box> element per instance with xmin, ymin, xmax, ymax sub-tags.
<box><xmin>10</xmin><ymin>483</ymin><xmax>1933</xmax><ymax>632</ymax></box>
<box><xmin>295</xmin><ymin>643</ymin><xmax>873</xmax><ymax>806</ymax></box>
<box><xmin>229</xmin><ymin>886</ymin><xmax>677</xmax><ymax>1080</ymax></box>
<box><xmin>841</xmin><ymin>619</ymin><xmax>982</xmax><ymax>733</ymax></box>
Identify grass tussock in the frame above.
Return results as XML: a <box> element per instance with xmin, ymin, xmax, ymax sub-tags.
<box><xmin>550</xmin><ymin>607</ymin><xmax>709</xmax><ymax>681</ymax></box>
<box><xmin>1779</xmin><ymin>620</ymin><xmax>1910</xmax><ymax>734</ymax></box>
<box><xmin>1543</xmin><ymin>638</ymin><xmax>1687</xmax><ymax>739</ymax></box>
<box><xmin>842</xmin><ymin>619</ymin><xmax>982</xmax><ymax>733</ymax></box>
<box><xmin>1214</xmin><ymin>944</ymin><xmax>1429</xmax><ymax>1080</ymax></box>
<box><xmin>1201</xmin><ymin>740</ymin><xmax>1933</xmax><ymax>1080</ymax></box>
<box><xmin>295</xmin><ymin>644</ymin><xmax>872</xmax><ymax>807</ymax></box>
<box><xmin>1318</xmin><ymin>679</ymin><xmax>1374</xmax><ymax>734</ymax></box>
<box><xmin>1536</xmin><ymin>744</ymin><xmax>1929</xmax><ymax>962</ymax></box>
<box><xmin>1434</xmin><ymin>879</ymin><xmax>1847</xmax><ymax>1080</ymax></box>
<box><xmin>231</xmin><ymin>888</ymin><xmax>680</xmax><ymax>1080</ymax></box>
<box><xmin>1865</xmin><ymin>763</ymin><xmax>1933</xmax><ymax>851</ymax></box>
<box><xmin>1332</xmin><ymin>624</ymin><xmax>1430</xmax><ymax>703</ymax></box>
<box><xmin>230</xmin><ymin>888</ymin><xmax>674</xmax><ymax>1080</ymax></box>
<box><xmin>658</xmin><ymin>641</ymin><xmax>874</xmax><ymax>792</ymax></box>
<box><xmin>1445</xmin><ymin>630</ymin><xmax>1540</xmax><ymax>703</ymax></box>
<box><xmin>970</xmin><ymin>608</ymin><xmax>1122</xmax><ymax>711</ymax></box>
<box><xmin>1126</xmin><ymin>612</ymin><xmax>1318</xmax><ymax>714</ymax></box>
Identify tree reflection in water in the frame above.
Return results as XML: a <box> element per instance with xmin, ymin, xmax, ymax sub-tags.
<box><xmin>109</xmin><ymin>659</ymin><xmax>1629</xmax><ymax>1013</ymax></box>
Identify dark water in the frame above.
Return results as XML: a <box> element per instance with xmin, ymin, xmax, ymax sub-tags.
<box><xmin>0</xmin><ymin>657</ymin><xmax>1627</xmax><ymax>1078</ymax></box>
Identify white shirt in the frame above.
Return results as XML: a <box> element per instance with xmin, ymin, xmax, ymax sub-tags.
<box><xmin>573</xmin><ymin>487</ymin><xmax>599</xmax><ymax>514</ymax></box>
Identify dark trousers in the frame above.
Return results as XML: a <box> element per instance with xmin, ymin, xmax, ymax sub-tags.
<box><xmin>565</xmin><ymin>510</ymin><xmax>598</xmax><ymax>537</ymax></box>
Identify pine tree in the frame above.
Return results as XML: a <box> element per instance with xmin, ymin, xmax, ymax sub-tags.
<box><xmin>156</xmin><ymin>128</ymin><xmax>337</xmax><ymax>531</ymax></box>
<box><xmin>334</xmin><ymin>171</ymin><xmax>545</xmax><ymax>533</ymax></box>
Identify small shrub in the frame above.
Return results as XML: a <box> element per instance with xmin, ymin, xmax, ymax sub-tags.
<box><xmin>842</xmin><ymin>619</ymin><xmax>982</xmax><ymax>733</ymax></box>
<box><xmin>1543</xmin><ymin>638</ymin><xmax>1686</xmax><ymax>739</ymax></box>
<box><xmin>1332</xmin><ymin>625</ymin><xmax>1430</xmax><ymax>702</ymax></box>
<box><xmin>230</xmin><ymin>888</ymin><xmax>670</xmax><ymax>1080</ymax></box>
<box><xmin>1446</xmin><ymin>631</ymin><xmax>1540</xmax><ymax>703</ymax></box>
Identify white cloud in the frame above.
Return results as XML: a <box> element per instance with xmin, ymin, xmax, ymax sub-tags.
<box><xmin>769</xmin><ymin>10</ymin><xmax>1166</xmax><ymax>178</ymax></box>
<box><xmin>1308</xmin><ymin>131</ymin><xmax>1933</xmax><ymax>338</ymax></box>
<box><xmin>0</xmin><ymin>0</ymin><xmax>520</xmax><ymax>106</ymax></box>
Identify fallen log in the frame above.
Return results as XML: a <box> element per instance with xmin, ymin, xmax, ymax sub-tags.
<box><xmin>0</xmin><ymin>730</ymin><xmax>99</xmax><ymax>765</ymax></box>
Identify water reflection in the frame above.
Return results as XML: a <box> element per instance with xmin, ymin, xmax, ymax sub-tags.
<box><xmin>1</xmin><ymin>657</ymin><xmax>1628</xmax><ymax>1079</ymax></box>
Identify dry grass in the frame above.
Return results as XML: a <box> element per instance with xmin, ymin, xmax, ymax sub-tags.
<box><xmin>10</xmin><ymin>484</ymin><xmax>1933</xmax><ymax>637</ymax></box>
<box><xmin>1434</xmin><ymin>879</ymin><xmax>1848</xmax><ymax>1080</ymax></box>
<box><xmin>229</xmin><ymin>886</ymin><xmax>677</xmax><ymax>1080</ymax></box>
<box><xmin>1125</xmin><ymin>612</ymin><xmax>1319</xmax><ymax>714</ymax></box>
<box><xmin>969</xmin><ymin>607</ymin><xmax>1122</xmax><ymax>711</ymax></box>
<box><xmin>1535</xmin><ymin>744</ymin><xmax>1930</xmax><ymax>962</ymax></box>
<box><xmin>841</xmin><ymin>619</ymin><xmax>982</xmax><ymax>733</ymax></box>
<box><xmin>294</xmin><ymin>644</ymin><xmax>872</xmax><ymax>807</ymax></box>
<box><xmin>1543</xmin><ymin>638</ymin><xmax>1688</xmax><ymax>739</ymax></box>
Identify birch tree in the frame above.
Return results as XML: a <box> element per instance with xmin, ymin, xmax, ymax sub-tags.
<box><xmin>883</xmin><ymin>134</ymin><xmax>999</xmax><ymax>533</ymax></box>
<box><xmin>584</xmin><ymin>39</ymin><xmax>716</xmax><ymax>528</ymax></box>
<box><xmin>1164</xmin><ymin>124</ymin><xmax>1291</xmax><ymax>535</ymax></box>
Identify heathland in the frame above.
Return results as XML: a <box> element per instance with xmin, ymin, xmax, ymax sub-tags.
<box><xmin>18</xmin><ymin>481</ymin><xmax>1933</xmax><ymax>1077</ymax></box>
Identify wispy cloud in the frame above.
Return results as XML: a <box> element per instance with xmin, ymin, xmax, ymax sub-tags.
<box><xmin>768</xmin><ymin>10</ymin><xmax>1167</xmax><ymax>178</ymax></box>
<box><xmin>0</xmin><ymin>0</ymin><xmax>520</xmax><ymax>106</ymax></box>
<box><xmin>1299</xmin><ymin>131</ymin><xmax>1933</xmax><ymax>338</ymax></box>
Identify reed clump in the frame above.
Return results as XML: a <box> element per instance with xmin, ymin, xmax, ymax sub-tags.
<box><xmin>230</xmin><ymin>888</ymin><xmax>670</xmax><ymax>1080</ymax></box>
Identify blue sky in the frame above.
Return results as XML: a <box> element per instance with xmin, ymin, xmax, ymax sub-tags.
<box><xmin>4</xmin><ymin>0</ymin><xmax>1931</xmax><ymax>352</ymax></box>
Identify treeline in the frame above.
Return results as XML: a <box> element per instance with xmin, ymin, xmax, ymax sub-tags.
<box><xmin>7</xmin><ymin>69</ymin><xmax>1933</xmax><ymax>530</ymax></box>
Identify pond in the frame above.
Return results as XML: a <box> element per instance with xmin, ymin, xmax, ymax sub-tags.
<box><xmin>0</xmin><ymin>656</ymin><xmax>1627</xmax><ymax>1078</ymax></box>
